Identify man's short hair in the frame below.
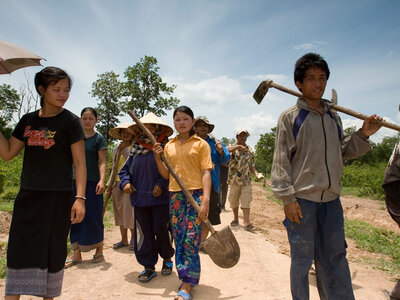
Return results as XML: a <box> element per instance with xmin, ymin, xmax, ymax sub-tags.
<box><xmin>294</xmin><ymin>53</ymin><xmax>330</xmax><ymax>84</ymax></box>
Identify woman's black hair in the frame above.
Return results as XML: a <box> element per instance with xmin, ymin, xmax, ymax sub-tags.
<box><xmin>81</xmin><ymin>107</ymin><xmax>98</xmax><ymax>119</ymax></box>
<box><xmin>173</xmin><ymin>105</ymin><xmax>195</xmax><ymax>136</ymax></box>
<box><xmin>34</xmin><ymin>67</ymin><xmax>72</xmax><ymax>107</ymax></box>
<box><xmin>294</xmin><ymin>53</ymin><xmax>330</xmax><ymax>91</ymax></box>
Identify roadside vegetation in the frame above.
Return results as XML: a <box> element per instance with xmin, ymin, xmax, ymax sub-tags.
<box><xmin>261</xmin><ymin>183</ymin><xmax>400</xmax><ymax>276</ymax></box>
<box><xmin>345</xmin><ymin>219</ymin><xmax>400</xmax><ymax>276</ymax></box>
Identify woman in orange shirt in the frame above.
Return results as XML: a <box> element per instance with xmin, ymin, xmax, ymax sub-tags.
<box><xmin>154</xmin><ymin>106</ymin><xmax>212</xmax><ymax>300</ymax></box>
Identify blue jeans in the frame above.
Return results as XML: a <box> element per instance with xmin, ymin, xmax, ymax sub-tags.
<box><xmin>284</xmin><ymin>198</ymin><xmax>355</xmax><ymax>300</ymax></box>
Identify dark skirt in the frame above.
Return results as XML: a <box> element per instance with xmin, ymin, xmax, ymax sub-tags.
<box><xmin>208</xmin><ymin>186</ymin><xmax>221</xmax><ymax>225</ymax></box>
<box><xmin>70</xmin><ymin>180</ymin><xmax>104</xmax><ymax>251</ymax></box>
<box><xmin>6</xmin><ymin>189</ymin><xmax>74</xmax><ymax>297</ymax></box>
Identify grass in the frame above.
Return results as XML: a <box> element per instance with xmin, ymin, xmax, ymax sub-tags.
<box><xmin>0</xmin><ymin>199</ymin><xmax>13</xmax><ymax>211</ymax></box>
<box><xmin>259</xmin><ymin>182</ymin><xmax>400</xmax><ymax>276</ymax></box>
<box><xmin>345</xmin><ymin>219</ymin><xmax>400</xmax><ymax>276</ymax></box>
<box><xmin>259</xmin><ymin>182</ymin><xmax>283</xmax><ymax>206</ymax></box>
<box><xmin>0</xmin><ymin>241</ymin><xmax>6</xmax><ymax>279</ymax></box>
<box><xmin>0</xmin><ymin>258</ymin><xmax>5</xmax><ymax>279</ymax></box>
<box><xmin>341</xmin><ymin>186</ymin><xmax>360</xmax><ymax>197</ymax></box>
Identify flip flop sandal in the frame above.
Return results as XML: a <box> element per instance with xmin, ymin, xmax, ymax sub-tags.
<box><xmin>175</xmin><ymin>290</ymin><xmax>193</xmax><ymax>300</ymax></box>
<box><xmin>128</xmin><ymin>240</ymin><xmax>135</xmax><ymax>251</ymax></box>
<box><xmin>92</xmin><ymin>254</ymin><xmax>104</xmax><ymax>263</ymax></box>
<box><xmin>230</xmin><ymin>220</ymin><xmax>239</xmax><ymax>226</ymax></box>
<box><xmin>244</xmin><ymin>224</ymin><xmax>254</xmax><ymax>231</ymax></box>
<box><xmin>65</xmin><ymin>259</ymin><xmax>81</xmax><ymax>269</ymax></box>
<box><xmin>112</xmin><ymin>241</ymin><xmax>128</xmax><ymax>249</ymax></box>
<box><xmin>138</xmin><ymin>268</ymin><xmax>157</xmax><ymax>283</ymax></box>
<box><xmin>161</xmin><ymin>260</ymin><xmax>173</xmax><ymax>275</ymax></box>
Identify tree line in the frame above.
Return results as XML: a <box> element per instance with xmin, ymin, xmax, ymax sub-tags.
<box><xmin>254</xmin><ymin>126</ymin><xmax>399</xmax><ymax>176</ymax></box>
<box><xmin>0</xmin><ymin>56</ymin><xmax>180</xmax><ymax>145</ymax></box>
<box><xmin>1</xmin><ymin>55</ymin><xmax>398</xmax><ymax>178</ymax></box>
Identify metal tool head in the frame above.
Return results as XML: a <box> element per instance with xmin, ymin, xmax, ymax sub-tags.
<box><xmin>201</xmin><ymin>225</ymin><xmax>240</xmax><ymax>268</ymax></box>
<box><xmin>331</xmin><ymin>89</ymin><xmax>338</xmax><ymax>105</ymax></box>
<box><xmin>253</xmin><ymin>80</ymin><xmax>273</xmax><ymax>104</ymax></box>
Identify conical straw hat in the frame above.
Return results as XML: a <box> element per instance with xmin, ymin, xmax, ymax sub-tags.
<box><xmin>129</xmin><ymin>112</ymin><xmax>173</xmax><ymax>137</ymax></box>
<box><xmin>108</xmin><ymin>122</ymin><xmax>134</xmax><ymax>139</ymax></box>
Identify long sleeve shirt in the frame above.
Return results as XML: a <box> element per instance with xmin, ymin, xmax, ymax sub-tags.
<box><xmin>271</xmin><ymin>98</ymin><xmax>371</xmax><ymax>205</ymax></box>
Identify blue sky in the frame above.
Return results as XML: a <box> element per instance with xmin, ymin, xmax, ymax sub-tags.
<box><xmin>1</xmin><ymin>0</ymin><xmax>400</xmax><ymax>146</ymax></box>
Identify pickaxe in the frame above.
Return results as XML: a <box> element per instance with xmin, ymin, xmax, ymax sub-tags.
<box><xmin>253</xmin><ymin>79</ymin><xmax>400</xmax><ymax>132</ymax></box>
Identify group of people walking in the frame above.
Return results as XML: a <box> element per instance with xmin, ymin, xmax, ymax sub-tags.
<box><xmin>0</xmin><ymin>51</ymin><xmax>389</xmax><ymax>300</ymax></box>
<box><xmin>0</xmin><ymin>65</ymin><xmax>259</xmax><ymax>300</ymax></box>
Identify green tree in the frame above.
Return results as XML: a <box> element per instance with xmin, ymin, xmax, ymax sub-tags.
<box><xmin>353</xmin><ymin>135</ymin><xmax>397</xmax><ymax>165</ymax></box>
<box><xmin>343</xmin><ymin>124</ymin><xmax>398</xmax><ymax>165</ymax></box>
<box><xmin>90</xmin><ymin>71</ymin><xmax>123</xmax><ymax>145</ymax></box>
<box><xmin>221</xmin><ymin>137</ymin><xmax>235</xmax><ymax>146</ymax></box>
<box><xmin>0</xmin><ymin>84</ymin><xmax>20</xmax><ymax>139</ymax></box>
<box><xmin>344</xmin><ymin>125</ymin><xmax>356</xmax><ymax>136</ymax></box>
<box><xmin>255</xmin><ymin>127</ymin><xmax>276</xmax><ymax>175</ymax></box>
<box><xmin>122</xmin><ymin>56</ymin><xmax>180</xmax><ymax>117</ymax></box>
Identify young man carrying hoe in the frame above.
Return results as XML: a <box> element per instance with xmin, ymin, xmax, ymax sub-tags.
<box><xmin>271</xmin><ymin>53</ymin><xmax>382</xmax><ymax>300</ymax></box>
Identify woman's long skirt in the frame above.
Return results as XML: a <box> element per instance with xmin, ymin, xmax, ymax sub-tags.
<box><xmin>169</xmin><ymin>189</ymin><xmax>203</xmax><ymax>285</ymax></box>
<box><xmin>6</xmin><ymin>189</ymin><xmax>74</xmax><ymax>297</ymax></box>
<box><xmin>70</xmin><ymin>180</ymin><xmax>104</xmax><ymax>251</ymax></box>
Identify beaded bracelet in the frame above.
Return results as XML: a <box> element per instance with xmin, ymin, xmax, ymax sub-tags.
<box><xmin>75</xmin><ymin>195</ymin><xmax>86</xmax><ymax>201</ymax></box>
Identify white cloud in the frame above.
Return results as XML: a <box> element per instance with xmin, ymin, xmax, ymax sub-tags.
<box><xmin>294</xmin><ymin>43</ymin><xmax>314</xmax><ymax>50</ymax></box>
<box><xmin>232</xmin><ymin>112</ymin><xmax>277</xmax><ymax>147</ymax></box>
<box><xmin>387</xmin><ymin>51</ymin><xmax>395</xmax><ymax>58</ymax></box>
<box><xmin>293</xmin><ymin>41</ymin><xmax>326</xmax><ymax>51</ymax></box>
<box><xmin>341</xmin><ymin>116</ymin><xmax>398</xmax><ymax>143</ymax></box>
<box><xmin>166</xmin><ymin>75</ymin><xmax>245</xmax><ymax>106</ymax></box>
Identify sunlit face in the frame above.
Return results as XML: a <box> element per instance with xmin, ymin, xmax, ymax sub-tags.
<box><xmin>39</xmin><ymin>78</ymin><xmax>70</xmax><ymax>108</ymax></box>
<box><xmin>81</xmin><ymin>111</ymin><xmax>97</xmax><ymax>131</ymax></box>
<box><xmin>237</xmin><ymin>132</ymin><xmax>248</xmax><ymax>145</ymax></box>
<box><xmin>119</xmin><ymin>128</ymin><xmax>133</xmax><ymax>141</ymax></box>
<box><xmin>194</xmin><ymin>121</ymin><xmax>210</xmax><ymax>138</ymax></box>
<box><xmin>173</xmin><ymin>112</ymin><xmax>194</xmax><ymax>135</ymax></box>
<box><xmin>295</xmin><ymin>67</ymin><xmax>327</xmax><ymax>102</ymax></box>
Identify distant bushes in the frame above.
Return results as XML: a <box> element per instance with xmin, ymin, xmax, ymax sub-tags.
<box><xmin>0</xmin><ymin>152</ymin><xmax>23</xmax><ymax>199</ymax></box>
<box><xmin>342</xmin><ymin>162</ymin><xmax>386</xmax><ymax>200</ymax></box>
<box><xmin>0</xmin><ymin>148</ymin><xmax>115</xmax><ymax>201</ymax></box>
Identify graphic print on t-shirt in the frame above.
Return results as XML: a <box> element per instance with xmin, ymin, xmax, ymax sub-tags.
<box><xmin>23</xmin><ymin>126</ymin><xmax>56</xmax><ymax>149</ymax></box>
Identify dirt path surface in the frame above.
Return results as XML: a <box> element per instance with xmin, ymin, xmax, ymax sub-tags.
<box><xmin>0</xmin><ymin>183</ymin><xmax>397</xmax><ymax>299</ymax></box>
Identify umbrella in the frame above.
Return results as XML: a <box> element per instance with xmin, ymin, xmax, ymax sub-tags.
<box><xmin>0</xmin><ymin>41</ymin><xmax>44</xmax><ymax>74</ymax></box>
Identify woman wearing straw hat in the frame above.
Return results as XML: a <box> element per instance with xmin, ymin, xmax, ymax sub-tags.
<box><xmin>107</xmin><ymin>122</ymin><xmax>135</xmax><ymax>250</ymax></box>
<box><xmin>119</xmin><ymin>112</ymin><xmax>175</xmax><ymax>283</ymax></box>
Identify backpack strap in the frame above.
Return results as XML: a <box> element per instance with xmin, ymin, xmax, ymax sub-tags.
<box><xmin>291</xmin><ymin>109</ymin><xmax>309</xmax><ymax>159</ymax></box>
<box><xmin>292</xmin><ymin>109</ymin><xmax>309</xmax><ymax>141</ymax></box>
<box><xmin>326</xmin><ymin>110</ymin><xmax>342</xmax><ymax>141</ymax></box>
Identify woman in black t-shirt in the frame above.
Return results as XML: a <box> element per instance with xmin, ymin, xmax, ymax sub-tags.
<box><xmin>0</xmin><ymin>67</ymin><xmax>86</xmax><ymax>300</ymax></box>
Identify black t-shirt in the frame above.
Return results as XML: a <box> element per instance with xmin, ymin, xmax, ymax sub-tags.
<box><xmin>12</xmin><ymin>109</ymin><xmax>85</xmax><ymax>191</ymax></box>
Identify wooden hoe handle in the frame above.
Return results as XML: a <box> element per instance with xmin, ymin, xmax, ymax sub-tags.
<box><xmin>258</xmin><ymin>80</ymin><xmax>400</xmax><ymax>132</ymax></box>
<box><xmin>127</xmin><ymin>111</ymin><xmax>216</xmax><ymax>234</ymax></box>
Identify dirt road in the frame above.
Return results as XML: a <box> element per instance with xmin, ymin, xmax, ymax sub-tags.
<box><xmin>0</xmin><ymin>183</ymin><xmax>396</xmax><ymax>299</ymax></box>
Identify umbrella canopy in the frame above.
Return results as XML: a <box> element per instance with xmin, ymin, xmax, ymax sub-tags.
<box><xmin>0</xmin><ymin>41</ymin><xmax>44</xmax><ymax>74</ymax></box>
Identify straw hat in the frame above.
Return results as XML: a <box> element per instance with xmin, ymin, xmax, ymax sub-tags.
<box><xmin>129</xmin><ymin>112</ymin><xmax>174</xmax><ymax>137</ymax></box>
<box><xmin>194</xmin><ymin>116</ymin><xmax>215</xmax><ymax>132</ymax></box>
<box><xmin>108</xmin><ymin>122</ymin><xmax>134</xmax><ymax>140</ymax></box>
